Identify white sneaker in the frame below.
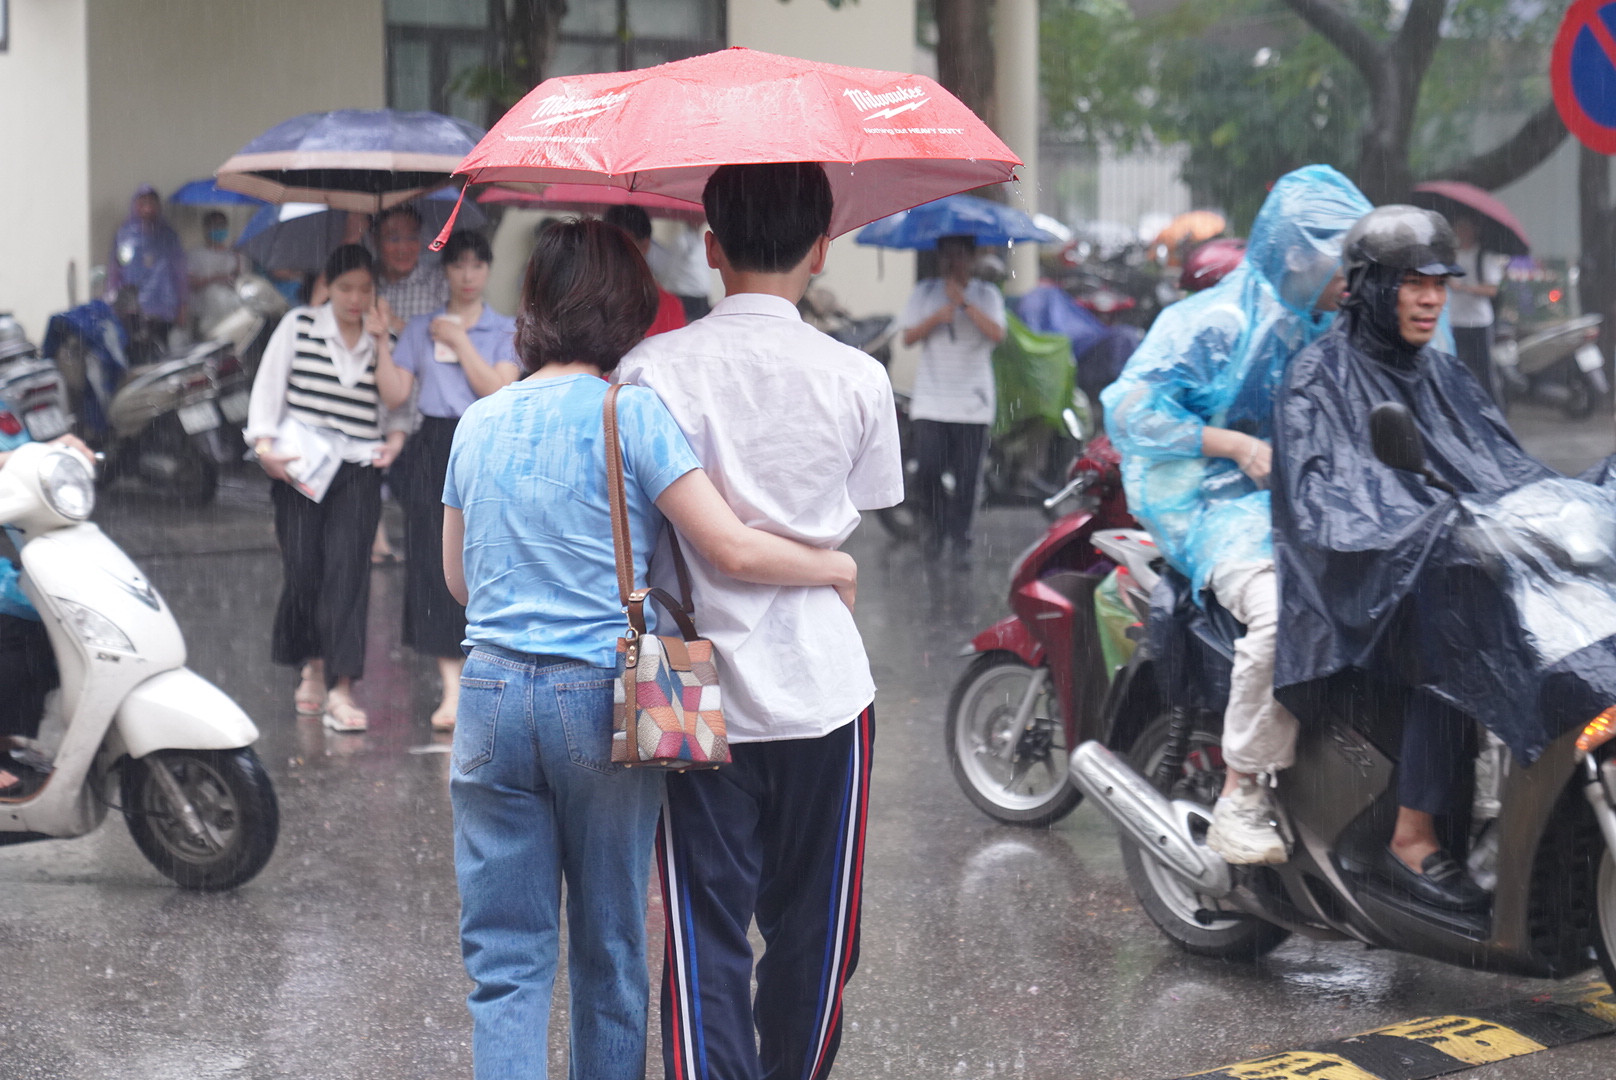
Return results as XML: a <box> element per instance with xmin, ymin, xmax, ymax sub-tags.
<box><xmin>1205</xmin><ymin>777</ymin><xmax>1287</xmax><ymax>865</ymax></box>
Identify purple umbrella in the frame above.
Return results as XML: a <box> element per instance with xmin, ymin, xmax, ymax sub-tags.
<box><xmin>216</xmin><ymin>109</ymin><xmax>484</xmax><ymax>213</ymax></box>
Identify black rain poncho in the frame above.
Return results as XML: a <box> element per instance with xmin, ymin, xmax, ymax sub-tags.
<box><xmin>1272</xmin><ymin>265</ymin><xmax>1616</xmax><ymax>763</ymax></box>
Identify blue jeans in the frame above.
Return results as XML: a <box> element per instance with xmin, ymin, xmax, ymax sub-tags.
<box><xmin>451</xmin><ymin>645</ymin><xmax>665</xmax><ymax>1080</ymax></box>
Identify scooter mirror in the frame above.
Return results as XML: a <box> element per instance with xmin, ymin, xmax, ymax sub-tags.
<box><xmin>1369</xmin><ymin>402</ymin><xmax>1426</xmax><ymax>474</ymax></box>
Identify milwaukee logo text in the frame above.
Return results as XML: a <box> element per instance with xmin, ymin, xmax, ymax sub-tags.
<box><xmin>843</xmin><ymin>85</ymin><xmax>930</xmax><ymax>120</ymax></box>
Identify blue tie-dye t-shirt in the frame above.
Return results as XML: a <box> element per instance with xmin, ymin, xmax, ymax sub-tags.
<box><xmin>443</xmin><ymin>374</ymin><xmax>701</xmax><ymax>665</ymax></box>
<box><xmin>1</xmin><ymin>426</ymin><xmax>36</xmax><ymax>620</ymax></box>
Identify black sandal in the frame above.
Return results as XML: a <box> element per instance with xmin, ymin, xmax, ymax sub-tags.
<box><xmin>0</xmin><ymin>749</ymin><xmax>52</xmax><ymax>800</ymax></box>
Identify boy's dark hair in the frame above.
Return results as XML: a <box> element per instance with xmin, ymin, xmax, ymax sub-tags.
<box><xmin>439</xmin><ymin>229</ymin><xmax>493</xmax><ymax>266</ymax></box>
<box><xmin>202</xmin><ymin>210</ymin><xmax>228</xmax><ymax>230</ymax></box>
<box><xmin>516</xmin><ymin>218</ymin><xmax>658</xmax><ymax>375</ymax></box>
<box><xmin>372</xmin><ymin>203</ymin><xmax>424</xmax><ymax>236</ymax></box>
<box><xmin>702</xmin><ymin>162</ymin><xmax>833</xmax><ymax>273</ymax></box>
<box><xmin>323</xmin><ymin>243</ymin><xmax>375</xmax><ymax>286</ymax></box>
<box><xmin>603</xmin><ymin>204</ymin><xmax>652</xmax><ymax>244</ymax></box>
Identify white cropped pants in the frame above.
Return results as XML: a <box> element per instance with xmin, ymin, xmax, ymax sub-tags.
<box><xmin>1206</xmin><ymin>559</ymin><xmax>1299</xmax><ymax>775</ymax></box>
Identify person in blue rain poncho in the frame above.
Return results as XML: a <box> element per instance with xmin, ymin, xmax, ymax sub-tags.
<box><xmin>1100</xmin><ymin>165</ymin><xmax>1373</xmax><ymax>865</ymax></box>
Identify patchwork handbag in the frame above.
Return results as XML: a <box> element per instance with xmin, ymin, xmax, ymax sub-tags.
<box><xmin>603</xmin><ymin>384</ymin><xmax>730</xmax><ymax>770</ymax></box>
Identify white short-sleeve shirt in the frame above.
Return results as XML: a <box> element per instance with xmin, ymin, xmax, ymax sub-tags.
<box><xmin>616</xmin><ymin>293</ymin><xmax>904</xmax><ymax>742</ymax></box>
<box><xmin>1450</xmin><ymin>247</ymin><xmax>1508</xmax><ymax>329</ymax></box>
<box><xmin>899</xmin><ymin>277</ymin><xmax>1008</xmax><ymax>425</ymax></box>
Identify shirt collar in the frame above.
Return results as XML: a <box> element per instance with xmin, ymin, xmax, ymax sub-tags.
<box><xmin>310</xmin><ymin>303</ymin><xmax>375</xmax><ymax>358</ymax></box>
<box><xmin>709</xmin><ymin>293</ymin><xmax>803</xmax><ymax>322</ymax></box>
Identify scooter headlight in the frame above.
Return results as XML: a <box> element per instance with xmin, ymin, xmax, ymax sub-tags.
<box><xmin>40</xmin><ymin>451</ymin><xmax>95</xmax><ymax>521</ymax></box>
<box><xmin>53</xmin><ymin>597</ymin><xmax>134</xmax><ymax>653</ymax></box>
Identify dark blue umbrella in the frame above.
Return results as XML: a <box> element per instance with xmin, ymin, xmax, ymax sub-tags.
<box><xmin>215</xmin><ymin>109</ymin><xmax>485</xmax><ymax>213</ymax></box>
<box><xmin>236</xmin><ymin>188</ymin><xmax>487</xmax><ymax>272</ymax></box>
<box><xmin>854</xmin><ymin>193</ymin><xmax>1056</xmax><ymax>250</ymax></box>
<box><xmin>169</xmin><ymin>178</ymin><xmax>265</xmax><ymax>207</ymax></box>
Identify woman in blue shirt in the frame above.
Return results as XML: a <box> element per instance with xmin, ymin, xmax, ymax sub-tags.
<box><xmin>441</xmin><ymin>219</ymin><xmax>856</xmax><ymax>1080</ymax></box>
<box><xmin>375</xmin><ymin>229</ymin><xmax>520</xmax><ymax>731</ymax></box>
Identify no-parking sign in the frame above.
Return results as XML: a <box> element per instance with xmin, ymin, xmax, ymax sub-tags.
<box><xmin>1553</xmin><ymin>0</ymin><xmax>1616</xmax><ymax>153</ymax></box>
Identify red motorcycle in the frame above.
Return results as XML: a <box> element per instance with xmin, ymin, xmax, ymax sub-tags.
<box><xmin>945</xmin><ymin>436</ymin><xmax>1138</xmax><ymax>825</ymax></box>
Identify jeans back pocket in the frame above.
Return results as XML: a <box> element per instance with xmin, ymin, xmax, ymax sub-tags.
<box><xmin>454</xmin><ymin>677</ymin><xmax>506</xmax><ymax>774</ymax></box>
<box><xmin>554</xmin><ymin>679</ymin><xmax>618</xmax><ymax>775</ymax></box>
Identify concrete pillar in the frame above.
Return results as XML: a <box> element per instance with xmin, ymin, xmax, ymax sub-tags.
<box><xmin>995</xmin><ymin>0</ymin><xmax>1039</xmax><ymax>297</ymax></box>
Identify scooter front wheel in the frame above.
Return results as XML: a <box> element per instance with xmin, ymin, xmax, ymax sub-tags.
<box><xmin>946</xmin><ymin>653</ymin><xmax>1082</xmax><ymax>827</ymax></box>
<box><xmin>122</xmin><ymin>748</ymin><xmax>279</xmax><ymax>891</ymax></box>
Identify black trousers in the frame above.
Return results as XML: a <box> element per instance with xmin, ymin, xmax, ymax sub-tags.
<box><xmin>398</xmin><ymin>416</ymin><xmax>467</xmax><ymax>658</ymax></box>
<box><xmin>0</xmin><ymin>613</ymin><xmax>57</xmax><ymax>739</ymax></box>
<box><xmin>1453</xmin><ymin>325</ymin><xmax>1496</xmax><ymax>404</ymax></box>
<box><xmin>1397</xmin><ymin>691</ymin><xmax>1476</xmax><ymax>816</ymax></box>
<box><xmin>659</xmin><ymin>706</ymin><xmax>875</xmax><ymax>1080</ymax></box>
<box><xmin>913</xmin><ymin>419</ymin><xmax>988</xmax><ymax>548</ymax></box>
<box><xmin>270</xmin><ymin>462</ymin><xmax>383</xmax><ymax>682</ymax></box>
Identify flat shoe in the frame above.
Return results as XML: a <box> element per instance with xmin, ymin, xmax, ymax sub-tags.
<box><xmin>322</xmin><ymin>701</ymin><xmax>369</xmax><ymax>733</ymax></box>
<box><xmin>1378</xmin><ymin>846</ymin><xmax>1489</xmax><ymax>911</ymax></box>
<box><xmin>295</xmin><ymin>688</ymin><xmax>325</xmax><ymax>717</ymax></box>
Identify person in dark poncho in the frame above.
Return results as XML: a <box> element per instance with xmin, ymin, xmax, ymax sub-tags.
<box><xmin>1273</xmin><ymin>205</ymin><xmax>1616</xmax><ymax>911</ymax></box>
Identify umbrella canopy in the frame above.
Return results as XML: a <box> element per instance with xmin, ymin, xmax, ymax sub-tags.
<box><xmin>1410</xmin><ymin>180</ymin><xmax>1531</xmax><ymax>256</ymax></box>
<box><xmin>479</xmin><ymin>183</ymin><xmax>705</xmax><ymax>222</ymax></box>
<box><xmin>170</xmin><ymin>178</ymin><xmax>264</xmax><ymax>207</ymax></box>
<box><xmin>1152</xmin><ymin>210</ymin><xmax>1227</xmax><ymax>261</ymax></box>
<box><xmin>237</xmin><ymin>189</ymin><xmax>487</xmax><ymax>272</ymax></box>
<box><xmin>442</xmin><ymin>47</ymin><xmax>1019</xmax><ymax>242</ymax></box>
<box><xmin>853</xmin><ymin>193</ymin><xmax>1055</xmax><ymax>250</ymax></box>
<box><xmin>216</xmin><ymin>109</ymin><xmax>485</xmax><ymax>212</ymax></box>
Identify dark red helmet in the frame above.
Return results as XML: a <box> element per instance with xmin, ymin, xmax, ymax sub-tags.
<box><xmin>1178</xmin><ymin>238</ymin><xmax>1246</xmax><ymax>292</ymax></box>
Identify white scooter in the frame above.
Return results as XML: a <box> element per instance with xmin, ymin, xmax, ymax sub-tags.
<box><xmin>0</xmin><ymin>440</ymin><xmax>277</xmax><ymax>890</ymax></box>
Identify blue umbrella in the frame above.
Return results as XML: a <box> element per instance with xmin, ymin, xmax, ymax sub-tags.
<box><xmin>215</xmin><ymin>109</ymin><xmax>485</xmax><ymax>213</ymax></box>
<box><xmin>854</xmin><ymin>194</ymin><xmax>1056</xmax><ymax>250</ymax></box>
<box><xmin>237</xmin><ymin>188</ymin><xmax>487</xmax><ymax>272</ymax></box>
<box><xmin>169</xmin><ymin>178</ymin><xmax>265</xmax><ymax>207</ymax></box>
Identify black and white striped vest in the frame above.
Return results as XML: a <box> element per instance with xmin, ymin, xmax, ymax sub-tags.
<box><xmin>284</xmin><ymin>312</ymin><xmax>383</xmax><ymax>441</ymax></box>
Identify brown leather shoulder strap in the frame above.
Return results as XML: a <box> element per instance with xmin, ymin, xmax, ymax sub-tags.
<box><xmin>603</xmin><ymin>383</ymin><xmax>634</xmax><ymax>608</ymax></box>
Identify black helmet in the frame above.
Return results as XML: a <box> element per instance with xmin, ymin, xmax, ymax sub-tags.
<box><xmin>1342</xmin><ymin>205</ymin><xmax>1465</xmax><ymax>279</ymax></box>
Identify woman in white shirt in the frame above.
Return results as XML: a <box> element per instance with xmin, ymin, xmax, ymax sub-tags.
<box><xmin>1449</xmin><ymin>215</ymin><xmax>1505</xmax><ymax>403</ymax></box>
<box><xmin>897</xmin><ymin>234</ymin><xmax>1007</xmax><ymax>567</ymax></box>
<box><xmin>244</xmin><ymin>244</ymin><xmax>406</xmax><ymax>732</ymax></box>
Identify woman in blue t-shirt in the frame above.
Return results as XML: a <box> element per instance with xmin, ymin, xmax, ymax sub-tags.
<box><xmin>441</xmin><ymin>219</ymin><xmax>856</xmax><ymax>1079</ymax></box>
<box><xmin>374</xmin><ymin>229</ymin><xmax>520</xmax><ymax>732</ymax></box>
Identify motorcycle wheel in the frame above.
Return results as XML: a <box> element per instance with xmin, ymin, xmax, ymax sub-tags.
<box><xmin>136</xmin><ymin>417</ymin><xmax>219</xmax><ymax>506</ymax></box>
<box><xmin>946</xmin><ymin>653</ymin><xmax>1082</xmax><ymax>827</ymax></box>
<box><xmin>122</xmin><ymin>748</ymin><xmax>279</xmax><ymax>891</ymax></box>
<box><xmin>1118</xmin><ymin>713</ymin><xmax>1291</xmax><ymax>959</ymax></box>
<box><xmin>1562</xmin><ymin>370</ymin><xmax>1597</xmax><ymax>421</ymax></box>
<box><xmin>1593</xmin><ymin>848</ymin><xmax>1616</xmax><ymax>988</ymax></box>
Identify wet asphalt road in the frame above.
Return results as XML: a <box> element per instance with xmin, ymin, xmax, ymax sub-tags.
<box><xmin>2</xmin><ymin>403</ymin><xmax>1615</xmax><ymax>1079</ymax></box>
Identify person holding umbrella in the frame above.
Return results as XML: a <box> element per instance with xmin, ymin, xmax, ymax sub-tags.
<box><xmin>898</xmin><ymin>233</ymin><xmax>1007</xmax><ymax>566</ymax></box>
<box><xmin>1449</xmin><ymin>214</ymin><xmax>1508</xmax><ymax>401</ymax></box>
<box><xmin>372</xmin><ymin>229</ymin><xmax>519</xmax><ymax>731</ymax></box>
<box><xmin>246</xmin><ymin>243</ymin><xmax>408</xmax><ymax>732</ymax></box>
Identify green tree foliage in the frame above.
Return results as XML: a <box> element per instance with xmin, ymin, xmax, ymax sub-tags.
<box><xmin>1043</xmin><ymin>0</ymin><xmax>1566</xmax><ymax>228</ymax></box>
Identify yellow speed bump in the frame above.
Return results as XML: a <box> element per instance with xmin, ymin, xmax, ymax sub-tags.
<box><xmin>1364</xmin><ymin>1016</ymin><xmax>1545</xmax><ymax>1065</ymax></box>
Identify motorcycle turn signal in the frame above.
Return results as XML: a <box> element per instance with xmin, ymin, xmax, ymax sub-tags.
<box><xmin>1577</xmin><ymin>706</ymin><xmax>1616</xmax><ymax>754</ymax></box>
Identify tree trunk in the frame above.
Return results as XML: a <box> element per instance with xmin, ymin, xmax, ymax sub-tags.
<box><xmin>1579</xmin><ymin>145</ymin><xmax>1616</xmax><ymax>396</ymax></box>
<box><xmin>936</xmin><ymin>0</ymin><xmax>996</xmax><ymax>127</ymax></box>
<box><xmin>487</xmin><ymin>0</ymin><xmax>569</xmax><ymax>128</ymax></box>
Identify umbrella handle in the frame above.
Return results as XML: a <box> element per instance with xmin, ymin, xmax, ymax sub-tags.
<box><xmin>430</xmin><ymin>185</ymin><xmax>470</xmax><ymax>251</ymax></box>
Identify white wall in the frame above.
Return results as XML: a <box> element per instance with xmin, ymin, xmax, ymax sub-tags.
<box><xmin>0</xmin><ymin>0</ymin><xmax>91</xmax><ymax>339</ymax></box>
<box><xmin>728</xmin><ymin>0</ymin><xmax>924</xmax><ymax>387</ymax></box>
<box><xmin>85</xmin><ymin>0</ymin><xmax>387</xmax><ymax>270</ymax></box>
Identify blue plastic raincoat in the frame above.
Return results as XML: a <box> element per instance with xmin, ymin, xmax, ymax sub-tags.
<box><xmin>1099</xmin><ymin>166</ymin><xmax>1373</xmax><ymax>594</ymax></box>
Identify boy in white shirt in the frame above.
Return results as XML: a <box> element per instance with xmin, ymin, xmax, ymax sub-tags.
<box><xmin>617</xmin><ymin>162</ymin><xmax>903</xmax><ymax>1080</ymax></box>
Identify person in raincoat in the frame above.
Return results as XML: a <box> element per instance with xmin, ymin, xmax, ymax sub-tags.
<box><xmin>1100</xmin><ymin>165</ymin><xmax>1372</xmax><ymax>865</ymax></box>
<box><xmin>1273</xmin><ymin>205</ymin><xmax>1616</xmax><ymax>911</ymax></box>
<box><xmin>104</xmin><ymin>185</ymin><xmax>189</xmax><ymax>361</ymax></box>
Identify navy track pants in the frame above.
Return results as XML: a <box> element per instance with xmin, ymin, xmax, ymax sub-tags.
<box><xmin>657</xmin><ymin>704</ymin><xmax>874</xmax><ymax>1080</ymax></box>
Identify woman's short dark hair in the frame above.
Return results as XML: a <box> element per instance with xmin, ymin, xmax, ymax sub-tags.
<box><xmin>516</xmin><ymin>219</ymin><xmax>658</xmax><ymax>375</ymax></box>
<box><xmin>324</xmin><ymin>243</ymin><xmax>374</xmax><ymax>286</ymax></box>
<box><xmin>440</xmin><ymin>230</ymin><xmax>493</xmax><ymax>266</ymax></box>
<box><xmin>703</xmin><ymin>162</ymin><xmax>833</xmax><ymax>273</ymax></box>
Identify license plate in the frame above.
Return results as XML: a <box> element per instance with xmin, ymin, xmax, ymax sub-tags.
<box><xmin>219</xmin><ymin>389</ymin><xmax>250</xmax><ymax>424</ymax></box>
<box><xmin>178</xmin><ymin>400</ymin><xmax>221</xmax><ymax>435</ymax></box>
<box><xmin>24</xmin><ymin>404</ymin><xmax>68</xmax><ymax>441</ymax></box>
<box><xmin>1576</xmin><ymin>342</ymin><xmax>1605</xmax><ymax>373</ymax></box>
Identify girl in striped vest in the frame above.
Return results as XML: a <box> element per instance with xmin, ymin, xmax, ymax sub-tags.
<box><xmin>244</xmin><ymin>244</ymin><xmax>407</xmax><ymax>732</ymax></box>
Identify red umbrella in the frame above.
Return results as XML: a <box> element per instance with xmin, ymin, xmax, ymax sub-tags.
<box><xmin>433</xmin><ymin>47</ymin><xmax>1019</xmax><ymax>247</ymax></box>
<box><xmin>1410</xmin><ymin>181</ymin><xmax>1531</xmax><ymax>256</ymax></box>
<box><xmin>478</xmin><ymin>183</ymin><xmax>706</xmax><ymax>222</ymax></box>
